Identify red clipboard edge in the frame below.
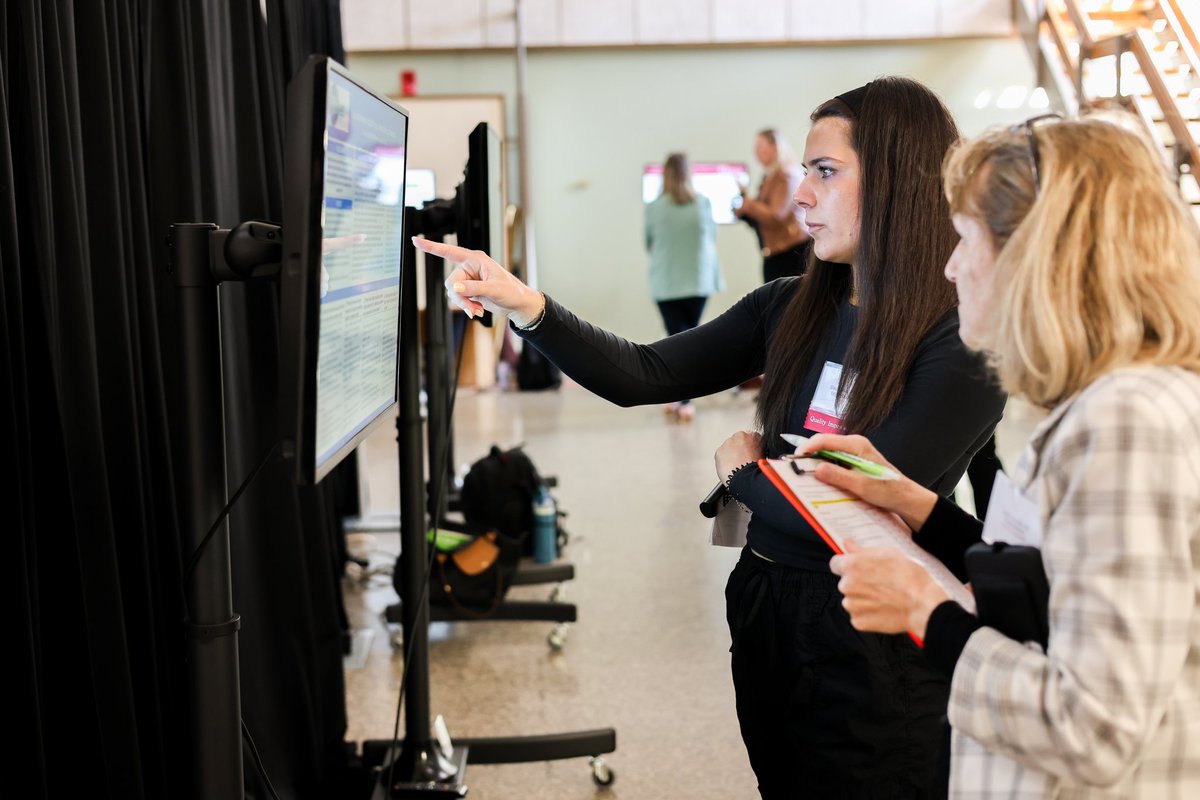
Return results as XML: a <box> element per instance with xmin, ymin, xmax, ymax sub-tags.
<box><xmin>757</xmin><ymin>458</ymin><xmax>843</xmax><ymax>555</ymax></box>
<box><xmin>756</xmin><ymin>458</ymin><xmax>925</xmax><ymax>649</ymax></box>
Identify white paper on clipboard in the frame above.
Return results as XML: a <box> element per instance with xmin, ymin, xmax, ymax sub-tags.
<box><xmin>761</xmin><ymin>457</ymin><xmax>975</xmax><ymax>615</ymax></box>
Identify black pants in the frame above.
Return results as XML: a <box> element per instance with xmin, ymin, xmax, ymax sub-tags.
<box><xmin>657</xmin><ymin>295</ymin><xmax>706</xmax><ymax>336</ymax></box>
<box><xmin>656</xmin><ymin>296</ymin><xmax>706</xmax><ymax>404</ymax></box>
<box><xmin>763</xmin><ymin>241</ymin><xmax>810</xmax><ymax>283</ymax></box>
<box><xmin>726</xmin><ymin>549</ymin><xmax>949</xmax><ymax>799</ymax></box>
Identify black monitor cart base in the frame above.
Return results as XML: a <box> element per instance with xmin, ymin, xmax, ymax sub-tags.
<box><xmin>367</xmin><ymin>744</ymin><xmax>469</xmax><ymax>798</ymax></box>
<box><xmin>363</xmin><ymin>733</ymin><xmax>617</xmax><ymax>798</ymax></box>
<box><xmin>376</xmin><ymin>213</ymin><xmax>615</xmax><ymax>795</ymax></box>
<box><xmin>386</xmin><ymin>595</ymin><xmax>576</xmax><ymax>624</ymax></box>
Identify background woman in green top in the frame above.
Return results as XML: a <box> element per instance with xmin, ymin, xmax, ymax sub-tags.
<box><xmin>645</xmin><ymin>152</ymin><xmax>725</xmax><ymax>420</ymax></box>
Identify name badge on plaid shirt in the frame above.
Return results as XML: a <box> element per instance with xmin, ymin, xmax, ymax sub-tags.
<box><xmin>981</xmin><ymin>472</ymin><xmax>1042</xmax><ymax>547</ymax></box>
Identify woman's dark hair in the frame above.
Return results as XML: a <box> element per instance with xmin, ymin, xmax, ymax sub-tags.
<box><xmin>756</xmin><ymin>76</ymin><xmax>961</xmax><ymax>448</ymax></box>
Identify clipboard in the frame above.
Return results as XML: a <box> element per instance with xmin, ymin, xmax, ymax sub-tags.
<box><xmin>758</xmin><ymin>457</ymin><xmax>976</xmax><ymax>644</ymax></box>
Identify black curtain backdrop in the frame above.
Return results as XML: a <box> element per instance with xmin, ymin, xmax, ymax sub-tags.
<box><xmin>3</xmin><ymin>1</ymin><xmax>354</xmax><ymax>797</ymax></box>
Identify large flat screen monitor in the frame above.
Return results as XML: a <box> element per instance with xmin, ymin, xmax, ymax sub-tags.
<box><xmin>642</xmin><ymin>161</ymin><xmax>749</xmax><ymax>225</ymax></box>
<box><xmin>281</xmin><ymin>56</ymin><xmax>409</xmax><ymax>484</ymax></box>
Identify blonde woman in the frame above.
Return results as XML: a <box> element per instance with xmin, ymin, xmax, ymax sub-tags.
<box><xmin>734</xmin><ymin>128</ymin><xmax>810</xmax><ymax>281</ymax></box>
<box><xmin>805</xmin><ymin>115</ymin><xmax>1200</xmax><ymax>796</ymax></box>
<box><xmin>645</xmin><ymin>153</ymin><xmax>725</xmax><ymax>420</ymax></box>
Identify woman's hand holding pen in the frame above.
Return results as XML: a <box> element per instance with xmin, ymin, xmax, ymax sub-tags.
<box><xmin>412</xmin><ymin>236</ymin><xmax>546</xmax><ymax>327</ymax></box>
<box><xmin>715</xmin><ymin>431</ymin><xmax>764</xmax><ymax>484</ymax></box>
<box><xmin>795</xmin><ymin>434</ymin><xmax>938</xmax><ymax>533</ymax></box>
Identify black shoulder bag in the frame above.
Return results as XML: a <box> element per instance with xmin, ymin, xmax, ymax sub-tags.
<box><xmin>964</xmin><ymin>541</ymin><xmax>1050</xmax><ymax>649</ymax></box>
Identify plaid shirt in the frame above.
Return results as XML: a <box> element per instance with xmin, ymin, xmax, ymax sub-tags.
<box><xmin>948</xmin><ymin>366</ymin><xmax>1200</xmax><ymax>798</ymax></box>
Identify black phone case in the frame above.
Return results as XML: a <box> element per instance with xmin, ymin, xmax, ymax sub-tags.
<box><xmin>964</xmin><ymin>542</ymin><xmax>1050</xmax><ymax>648</ymax></box>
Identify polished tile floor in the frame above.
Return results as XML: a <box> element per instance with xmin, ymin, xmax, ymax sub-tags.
<box><xmin>342</xmin><ymin>381</ymin><xmax>1040</xmax><ymax>799</ymax></box>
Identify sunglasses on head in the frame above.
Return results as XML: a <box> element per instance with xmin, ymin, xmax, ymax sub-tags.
<box><xmin>1009</xmin><ymin>113</ymin><xmax>1065</xmax><ymax>196</ymax></box>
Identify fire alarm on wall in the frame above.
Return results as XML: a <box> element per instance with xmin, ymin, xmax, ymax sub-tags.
<box><xmin>400</xmin><ymin>70</ymin><xmax>417</xmax><ymax>97</ymax></box>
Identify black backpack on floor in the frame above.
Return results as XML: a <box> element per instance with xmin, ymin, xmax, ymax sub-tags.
<box><xmin>459</xmin><ymin>444</ymin><xmax>567</xmax><ymax>557</ymax></box>
<box><xmin>460</xmin><ymin>445</ymin><xmax>541</xmax><ymax>543</ymax></box>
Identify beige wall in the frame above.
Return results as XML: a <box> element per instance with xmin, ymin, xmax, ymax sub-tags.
<box><xmin>343</xmin><ymin>0</ymin><xmax>1014</xmax><ymax>50</ymax></box>
<box><xmin>349</xmin><ymin>38</ymin><xmax>1036</xmax><ymax>342</ymax></box>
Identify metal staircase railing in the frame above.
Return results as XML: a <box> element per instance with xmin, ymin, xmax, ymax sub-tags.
<box><xmin>1023</xmin><ymin>1</ymin><xmax>1200</xmax><ymax>217</ymax></box>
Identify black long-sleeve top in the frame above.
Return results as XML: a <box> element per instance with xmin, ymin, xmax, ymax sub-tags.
<box><xmin>913</xmin><ymin>497</ymin><xmax>987</xmax><ymax>679</ymax></box>
<box><xmin>518</xmin><ymin>278</ymin><xmax>1007</xmax><ymax>569</ymax></box>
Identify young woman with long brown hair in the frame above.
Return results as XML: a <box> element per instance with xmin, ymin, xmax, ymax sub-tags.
<box><xmin>416</xmin><ymin>77</ymin><xmax>1005</xmax><ymax>798</ymax></box>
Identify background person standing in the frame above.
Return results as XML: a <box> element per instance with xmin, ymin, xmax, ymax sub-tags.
<box><xmin>735</xmin><ymin>128</ymin><xmax>811</xmax><ymax>282</ymax></box>
<box><xmin>645</xmin><ymin>153</ymin><xmax>725</xmax><ymax>421</ymax></box>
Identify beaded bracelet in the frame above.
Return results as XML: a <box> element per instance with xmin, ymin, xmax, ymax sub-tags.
<box><xmin>724</xmin><ymin>461</ymin><xmax>754</xmax><ymax>513</ymax></box>
<box><xmin>514</xmin><ymin>293</ymin><xmax>547</xmax><ymax>332</ymax></box>
<box><xmin>724</xmin><ymin>460</ymin><xmax>753</xmax><ymax>489</ymax></box>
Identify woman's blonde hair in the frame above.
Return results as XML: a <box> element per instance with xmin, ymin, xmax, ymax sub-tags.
<box><xmin>943</xmin><ymin>115</ymin><xmax>1200</xmax><ymax>407</ymax></box>
<box><xmin>661</xmin><ymin>152</ymin><xmax>696</xmax><ymax>204</ymax></box>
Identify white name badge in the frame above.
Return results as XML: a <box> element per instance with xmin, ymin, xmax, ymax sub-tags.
<box><xmin>980</xmin><ymin>472</ymin><xmax>1043</xmax><ymax>547</ymax></box>
<box><xmin>804</xmin><ymin>361</ymin><xmax>851</xmax><ymax>434</ymax></box>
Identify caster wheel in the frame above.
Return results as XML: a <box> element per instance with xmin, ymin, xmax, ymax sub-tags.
<box><xmin>589</xmin><ymin>757</ymin><xmax>615</xmax><ymax>787</ymax></box>
<box><xmin>549</xmin><ymin>583</ymin><xmax>565</xmax><ymax>603</ymax></box>
<box><xmin>389</xmin><ymin>629</ymin><xmax>404</xmax><ymax>650</ymax></box>
<box><xmin>548</xmin><ymin>623</ymin><xmax>569</xmax><ymax>651</ymax></box>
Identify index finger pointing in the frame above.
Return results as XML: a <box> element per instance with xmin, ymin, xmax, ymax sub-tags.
<box><xmin>412</xmin><ymin>236</ymin><xmax>472</xmax><ymax>263</ymax></box>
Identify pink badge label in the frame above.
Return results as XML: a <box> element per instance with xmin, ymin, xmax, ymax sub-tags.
<box><xmin>804</xmin><ymin>408</ymin><xmax>844</xmax><ymax>434</ymax></box>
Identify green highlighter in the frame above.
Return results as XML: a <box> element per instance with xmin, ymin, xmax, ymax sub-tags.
<box><xmin>811</xmin><ymin>449</ymin><xmax>898</xmax><ymax>480</ymax></box>
<box><xmin>779</xmin><ymin>433</ymin><xmax>899</xmax><ymax>480</ymax></box>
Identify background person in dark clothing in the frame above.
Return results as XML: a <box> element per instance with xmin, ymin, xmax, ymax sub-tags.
<box><xmin>735</xmin><ymin>128</ymin><xmax>811</xmax><ymax>282</ymax></box>
<box><xmin>417</xmin><ymin>77</ymin><xmax>1006</xmax><ymax>799</ymax></box>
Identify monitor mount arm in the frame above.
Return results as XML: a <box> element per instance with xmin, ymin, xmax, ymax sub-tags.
<box><xmin>211</xmin><ymin>220</ymin><xmax>282</xmax><ymax>281</ymax></box>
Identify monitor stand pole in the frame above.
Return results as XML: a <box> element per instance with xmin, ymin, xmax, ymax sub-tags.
<box><xmin>379</xmin><ymin>213</ymin><xmax>615</xmax><ymax>798</ymax></box>
<box><xmin>167</xmin><ymin>221</ymin><xmax>281</xmax><ymax>800</ymax></box>
<box><xmin>386</xmin><ymin>211</ymin><xmax>468</xmax><ymax>796</ymax></box>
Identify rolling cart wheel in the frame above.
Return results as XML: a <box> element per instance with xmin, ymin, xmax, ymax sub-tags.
<box><xmin>589</xmin><ymin>756</ymin><xmax>615</xmax><ymax>787</ymax></box>
<box><xmin>548</xmin><ymin>623</ymin><xmax>569</xmax><ymax>651</ymax></box>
